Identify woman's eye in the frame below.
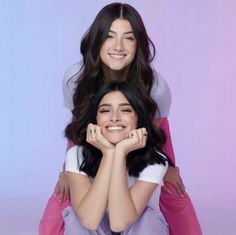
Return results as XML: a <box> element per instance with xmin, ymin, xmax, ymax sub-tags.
<box><xmin>125</xmin><ymin>37</ymin><xmax>135</xmax><ymax>41</ymax></box>
<box><xmin>107</xmin><ymin>34</ymin><xmax>113</xmax><ymax>39</ymax></box>
<box><xmin>122</xmin><ymin>109</ymin><xmax>132</xmax><ymax>113</ymax></box>
<box><xmin>99</xmin><ymin>109</ymin><xmax>110</xmax><ymax>113</ymax></box>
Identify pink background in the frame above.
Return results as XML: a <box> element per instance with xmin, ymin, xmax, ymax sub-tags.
<box><xmin>1</xmin><ymin>0</ymin><xmax>236</xmax><ymax>234</ymax></box>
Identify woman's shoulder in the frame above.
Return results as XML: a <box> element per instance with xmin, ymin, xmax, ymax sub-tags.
<box><xmin>65</xmin><ymin>145</ymin><xmax>86</xmax><ymax>175</ymax></box>
<box><xmin>138</xmin><ymin>150</ymin><xmax>168</xmax><ymax>185</ymax></box>
<box><xmin>62</xmin><ymin>62</ymin><xmax>82</xmax><ymax>110</ymax></box>
<box><xmin>151</xmin><ymin>70</ymin><xmax>171</xmax><ymax>95</ymax></box>
<box><xmin>151</xmin><ymin>70</ymin><xmax>172</xmax><ymax>118</ymax></box>
<box><xmin>63</xmin><ymin>62</ymin><xmax>82</xmax><ymax>87</ymax></box>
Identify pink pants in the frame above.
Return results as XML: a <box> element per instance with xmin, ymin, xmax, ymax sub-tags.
<box><xmin>39</xmin><ymin>119</ymin><xmax>202</xmax><ymax>235</ymax></box>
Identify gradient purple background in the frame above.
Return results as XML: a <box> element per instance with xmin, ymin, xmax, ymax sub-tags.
<box><xmin>1</xmin><ymin>0</ymin><xmax>236</xmax><ymax>234</ymax></box>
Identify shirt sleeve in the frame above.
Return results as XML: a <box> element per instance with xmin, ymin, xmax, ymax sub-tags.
<box><xmin>65</xmin><ymin>145</ymin><xmax>87</xmax><ymax>175</ymax></box>
<box><xmin>138</xmin><ymin>156</ymin><xmax>168</xmax><ymax>185</ymax></box>
<box><xmin>151</xmin><ymin>71</ymin><xmax>172</xmax><ymax>118</ymax></box>
<box><xmin>62</xmin><ymin>62</ymin><xmax>81</xmax><ymax>111</ymax></box>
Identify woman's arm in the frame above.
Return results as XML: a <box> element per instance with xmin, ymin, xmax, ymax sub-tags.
<box><xmin>108</xmin><ymin>128</ymin><xmax>157</xmax><ymax>232</ymax></box>
<box><xmin>108</xmin><ymin>158</ymin><xmax>157</xmax><ymax>232</ymax></box>
<box><xmin>53</xmin><ymin>139</ymin><xmax>75</xmax><ymax>202</ymax></box>
<box><xmin>69</xmin><ymin>152</ymin><xmax>113</xmax><ymax>230</ymax></box>
<box><xmin>69</xmin><ymin>124</ymin><xmax>115</xmax><ymax>230</ymax></box>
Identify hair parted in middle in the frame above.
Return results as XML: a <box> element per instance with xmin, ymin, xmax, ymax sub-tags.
<box><xmin>65</xmin><ymin>3</ymin><xmax>159</xmax><ymax>143</ymax></box>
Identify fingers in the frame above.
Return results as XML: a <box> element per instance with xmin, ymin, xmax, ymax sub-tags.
<box><xmin>140</xmin><ymin>127</ymin><xmax>148</xmax><ymax>147</ymax></box>
<box><xmin>162</xmin><ymin>181</ymin><xmax>185</xmax><ymax>197</ymax></box>
<box><xmin>177</xmin><ymin>177</ymin><xmax>186</xmax><ymax>196</ymax></box>
<box><xmin>86</xmin><ymin>124</ymin><xmax>97</xmax><ymax>141</ymax></box>
<box><xmin>54</xmin><ymin>171</ymin><xmax>70</xmax><ymax>204</ymax></box>
<box><xmin>133</xmin><ymin>128</ymin><xmax>148</xmax><ymax>147</ymax></box>
<box><xmin>162</xmin><ymin>184</ymin><xmax>172</xmax><ymax>194</ymax></box>
<box><xmin>173</xmin><ymin>167</ymin><xmax>185</xmax><ymax>196</ymax></box>
<box><xmin>86</xmin><ymin>124</ymin><xmax>114</xmax><ymax>153</ymax></box>
<box><xmin>86</xmin><ymin>124</ymin><xmax>100</xmax><ymax>146</ymax></box>
<box><xmin>163</xmin><ymin>166</ymin><xmax>186</xmax><ymax>197</ymax></box>
<box><xmin>124</xmin><ymin>128</ymin><xmax>147</xmax><ymax>151</ymax></box>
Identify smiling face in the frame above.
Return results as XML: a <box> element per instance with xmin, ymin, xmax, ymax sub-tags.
<box><xmin>100</xmin><ymin>18</ymin><xmax>137</xmax><ymax>76</ymax></box>
<box><xmin>96</xmin><ymin>91</ymin><xmax>138</xmax><ymax>144</ymax></box>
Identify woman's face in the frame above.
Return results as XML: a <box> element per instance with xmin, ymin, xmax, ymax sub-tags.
<box><xmin>100</xmin><ymin>19</ymin><xmax>137</xmax><ymax>74</ymax></box>
<box><xmin>96</xmin><ymin>91</ymin><xmax>138</xmax><ymax>144</ymax></box>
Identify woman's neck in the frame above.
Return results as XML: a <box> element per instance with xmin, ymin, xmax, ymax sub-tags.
<box><xmin>102</xmin><ymin>65</ymin><xmax>129</xmax><ymax>82</ymax></box>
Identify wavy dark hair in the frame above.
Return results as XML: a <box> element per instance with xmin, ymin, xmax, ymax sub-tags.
<box><xmin>66</xmin><ymin>82</ymin><xmax>173</xmax><ymax>178</ymax></box>
<box><xmin>65</xmin><ymin>3</ymin><xmax>158</xmax><ymax>141</ymax></box>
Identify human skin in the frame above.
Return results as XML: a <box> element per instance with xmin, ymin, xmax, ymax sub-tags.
<box><xmin>68</xmin><ymin>91</ymin><xmax>156</xmax><ymax>231</ymax></box>
<box><xmin>100</xmin><ymin>19</ymin><xmax>137</xmax><ymax>81</ymax></box>
<box><xmin>55</xmin><ymin>18</ymin><xmax>185</xmax><ymax>202</ymax></box>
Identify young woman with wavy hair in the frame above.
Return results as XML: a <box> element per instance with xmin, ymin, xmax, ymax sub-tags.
<box><xmin>63</xmin><ymin>81</ymin><xmax>172</xmax><ymax>234</ymax></box>
<box><xmin>40</xmin><ymin>3</ymin><xmax>202</xmax><ymax>235</ymax></box>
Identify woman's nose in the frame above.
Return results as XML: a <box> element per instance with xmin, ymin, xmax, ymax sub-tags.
<box><xmin>110</xmin><ymin>112</ymin><xmax>121</xmax><ymax>122</ymax></box>
<box><xmin>114</xmin><ymin>38</ymin><xmax>123</xmax><ymax>51</ymax></box>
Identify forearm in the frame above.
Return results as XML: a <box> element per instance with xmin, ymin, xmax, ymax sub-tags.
<box><xmin>108</xmin><ymin>151</ymin><xmax>138</xmax><ymax>232</ymax></box>
<box><xmin>72</xmin><ymin>153</ymin><xmax>113</xmax><ymax>229</ymax></box>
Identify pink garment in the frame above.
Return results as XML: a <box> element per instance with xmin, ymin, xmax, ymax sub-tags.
<box><xmin>39</xmin><ymin>194</ymin><xmax>70</xmax><ymax>235</ymax></box>
<box><xmin>39</xmin><ymin>119</ymin><xmax>202</xmax><ymax>235</ymax></box>
<box><xmin>39</xmin><ymin>140</ymin><xmax>73</xmax><ymax>235</ymax></box>
<box><xmin>160</xmin><ymin>182</ymin><xmax>202</xmax><ymax>235</ymax></box>
<box><xmin>159</xmin><ymin>118</ymin><xmax>202</xmax><ymax>235</ymax></box>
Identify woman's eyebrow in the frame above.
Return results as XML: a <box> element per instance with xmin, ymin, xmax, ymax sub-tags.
<box><xmin>98</xmin><ymin>104</ymin><xmax>110</xmax><ymax>108</ymax></box>
<box><xmin>119</xmin><ymin>103</ymin><xmax>131</xmax><ymax>106</ymax></box>
<box><xmin>98</xmin><ymin>103</ymin><xmax>131</xmax><ymax>108</ymax></box>
<box><xmin>108</xmin><ymin>30</ymin><xmax>134</xmax><ymax>35</ymax></box>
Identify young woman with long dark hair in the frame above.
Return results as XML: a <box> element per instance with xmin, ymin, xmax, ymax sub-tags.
<box><xmin>63</xmin><ymin>81</ymin><xmax>172</xmax><ymax>234</ymax></box>
<box><xmin>40</xmin><ymin>3</ymin><xmax>202</xmax><ymax>235</ymax></box>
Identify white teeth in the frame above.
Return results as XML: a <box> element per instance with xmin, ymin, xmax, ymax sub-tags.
<box><xmin>107</xmin><ymin>126</ymin><xmax>124</xmax><ymax>131</ymax></box>
<box><xmin>110</xmin><ymin>54</ymin><xmax>125</xmax><ymax>59</ymax></box>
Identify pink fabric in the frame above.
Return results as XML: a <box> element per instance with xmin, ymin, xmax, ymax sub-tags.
<box><xmin>159</xmin><ymin>118</ymin><xmax>202</xmax><ymax>235</ymax></box>
<box><xmin>160</xmin><ymin>182</ymin><xmax>202</xmax><ymax>235</ymax></box>
<box><xmin>39</xmin><ymin>118</ymin><xmax>202</xmax><ymax>235</ymax></box>
<box><xmin>39</xmin><ymin>140</ymin><xmax>74</xmax><ymax>235</ymax></box>
<box><xmin>39</xmin><ymin>194</ymin><xmax>71</xmax><ymax>235</ymax></box>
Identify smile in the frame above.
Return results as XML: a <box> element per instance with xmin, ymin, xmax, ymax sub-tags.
<box><xmin>109</xmin><ymin>53</ymin><xmax>126</xmax><ymax>60</ymax></box>
<box><xmin>106</xmin><ymin>125</ymin><xmax>125</xmax><ymax>131</ymax></box>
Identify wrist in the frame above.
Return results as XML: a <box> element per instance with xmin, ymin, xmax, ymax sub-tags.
<box><xmin>102</xmin><ymin>148</ymin><xmax>115</xmax><ymax>158</ymax></box>
<box><xmin>113</xmin><ymin>147</ymin><xmax>127</xmax><ymax>160</ymax></box>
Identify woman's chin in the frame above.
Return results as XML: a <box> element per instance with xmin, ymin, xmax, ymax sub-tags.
<box><xmin>105</xmin><ymin>134</ymin><xmax>125</xmax><ymax>144</ymax></box>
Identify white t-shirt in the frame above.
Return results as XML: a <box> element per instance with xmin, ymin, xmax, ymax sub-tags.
<box><xmin>62</xmin><ymin>63</ymin><xmax>171</xmax><ymax>118</ymax></box>
<box><xmin>65</xmin><ymin>145</ymin><xmax>168</xmax><ymax>209</ymax></box>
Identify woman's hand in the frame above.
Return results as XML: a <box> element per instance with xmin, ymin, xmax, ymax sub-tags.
<box><xmin>116</xmin><ymin>128</ymin><xmax>147</xmax><ymax>155</ymax></box>
<box><xmin>54</xmin><ymin>171</ymin><xmax>70</xmax><ymax>203</ymax></box>
<box><xmin>86</xmin><ymin>123</ymin><xmax>114</xmax><ymax>155</ymax></box>
<box><xmin>162</xmin><ymin>166</ymin><xmax>186</xmax><ymax>197</ymax></box>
